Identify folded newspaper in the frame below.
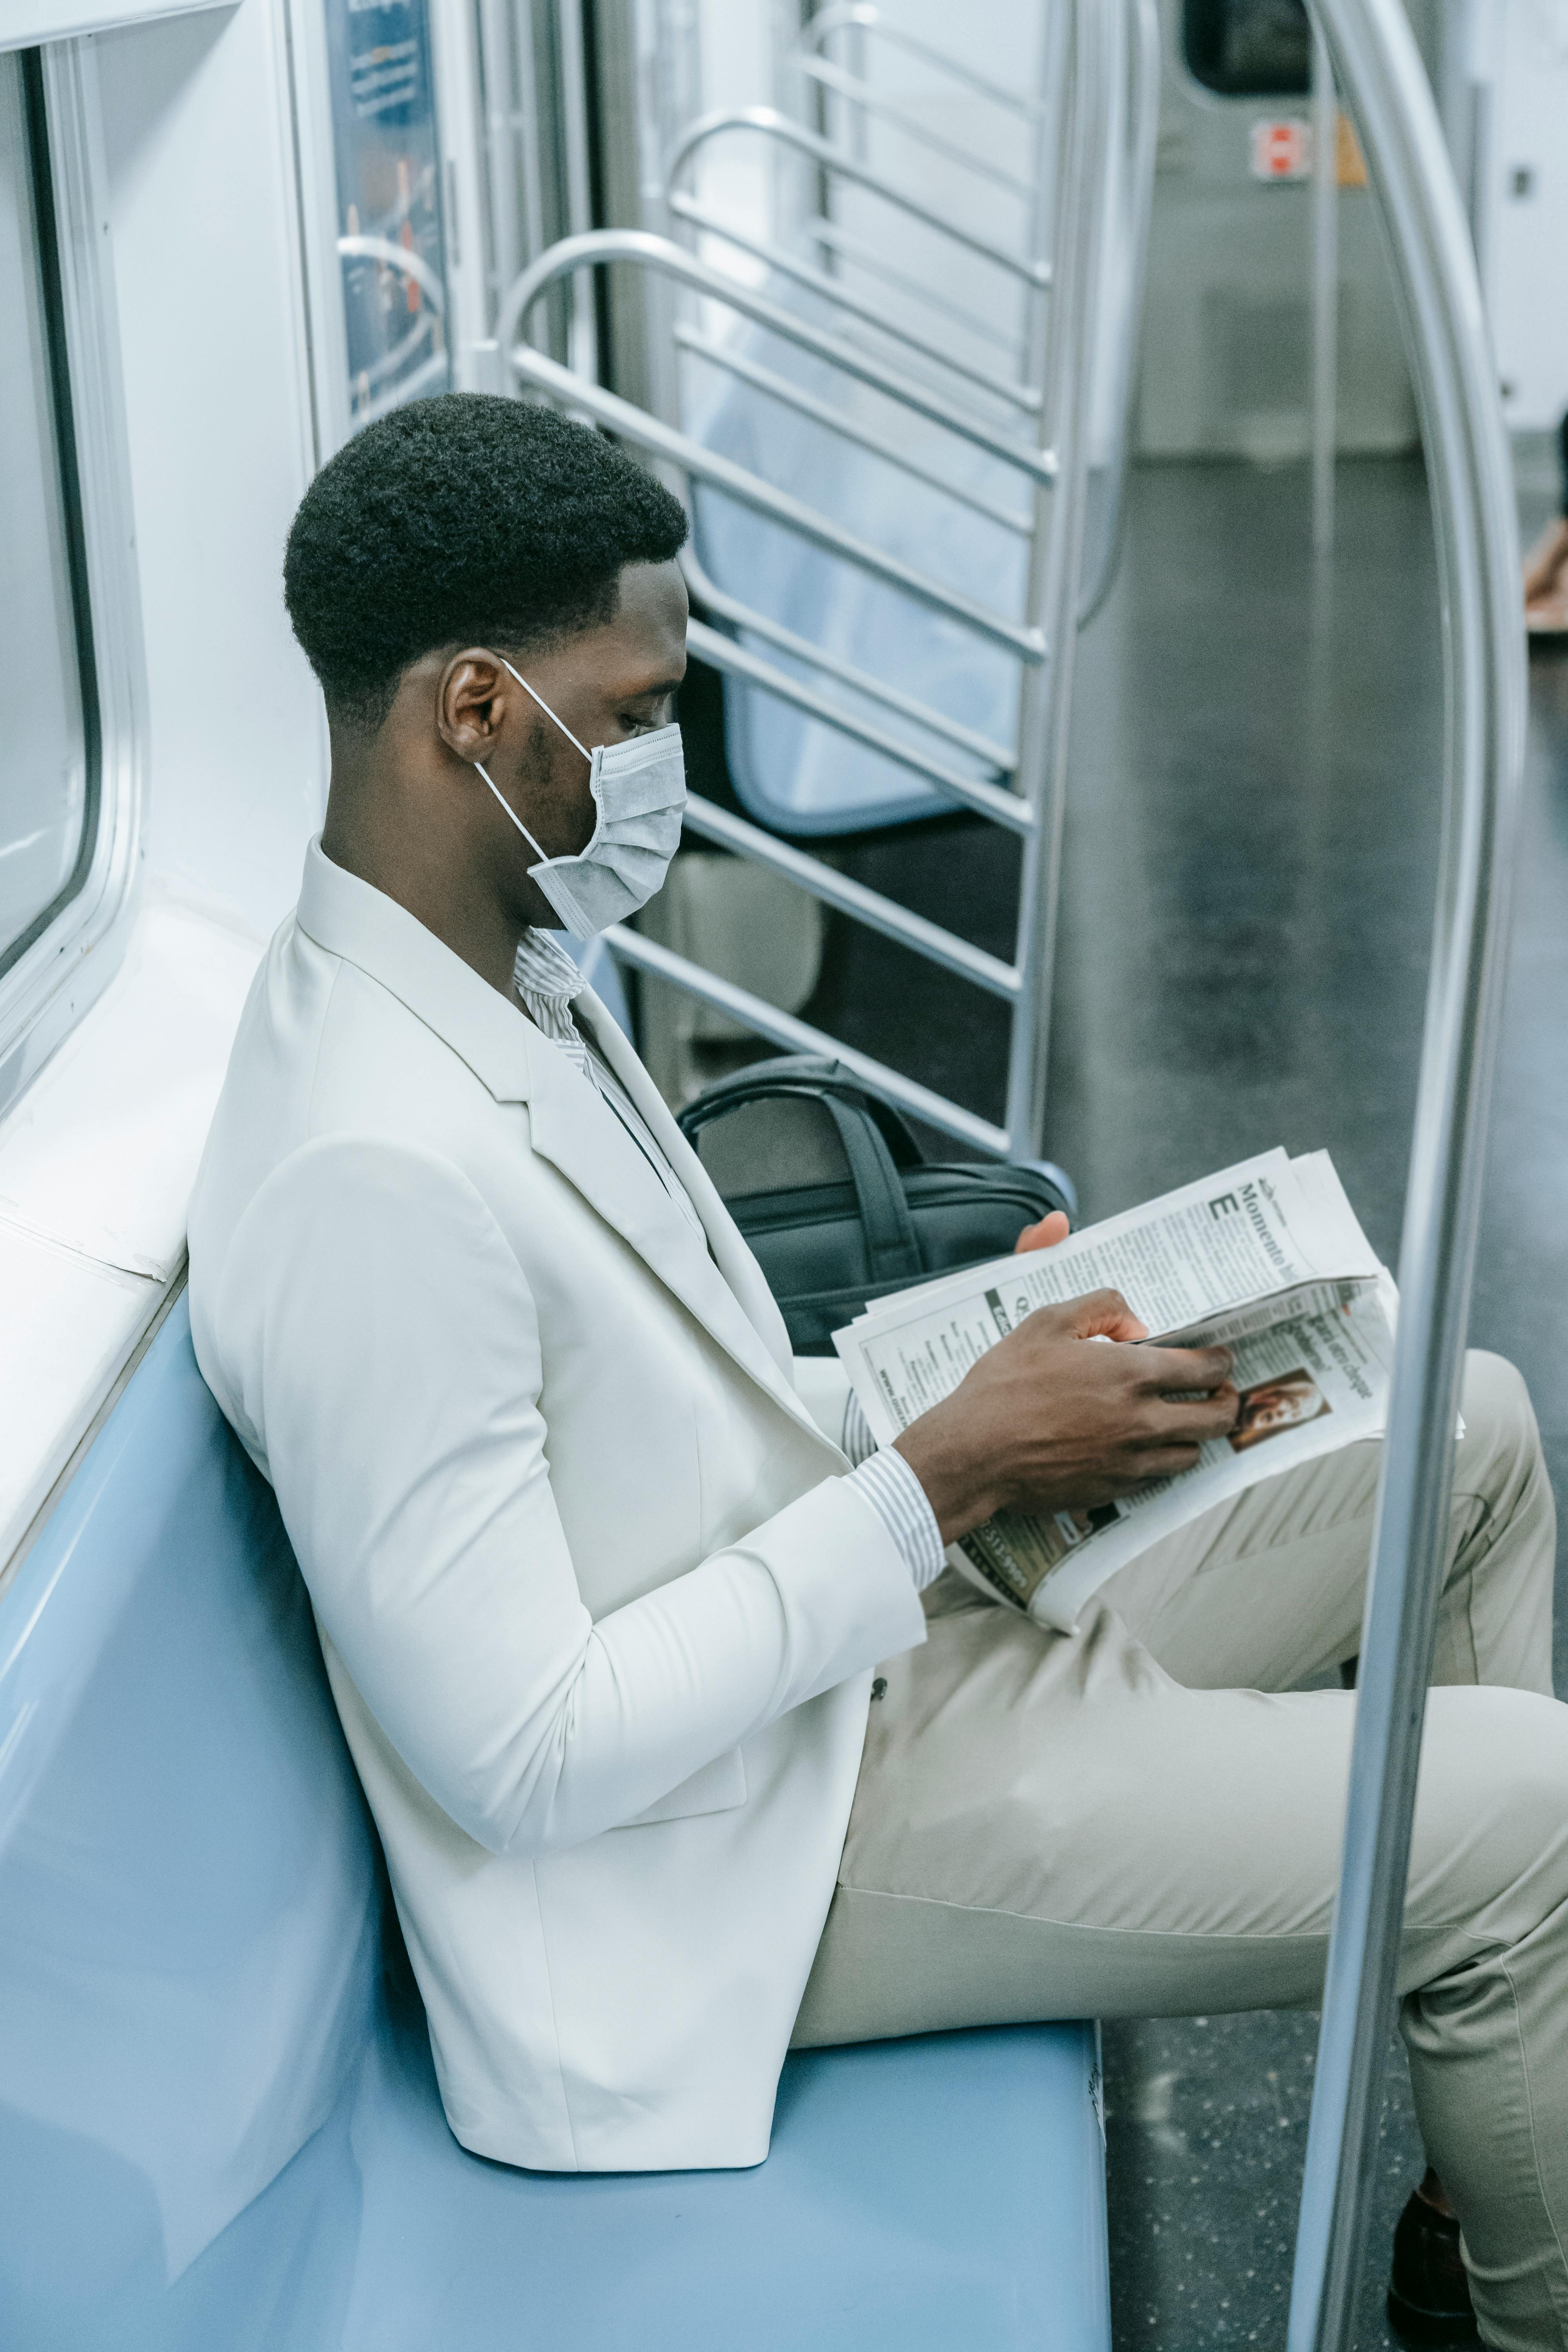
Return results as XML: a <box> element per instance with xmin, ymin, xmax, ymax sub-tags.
<box><xmin>833</xmin><ymin>1147</ymin><xmax>1397</xmax><ymax>1632</ymax></box>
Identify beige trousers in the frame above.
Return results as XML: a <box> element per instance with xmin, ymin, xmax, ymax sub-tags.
<box><xmin>795</xmin><ymin>1352</ymin><xmax>1568</xmax><ymax>2352</ymax></box>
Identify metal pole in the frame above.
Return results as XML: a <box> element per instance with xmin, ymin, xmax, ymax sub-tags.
<box><xmin>1285</xmin><ymin>0</ymin><xmax>1526</xmax><ymax>2341</ymax></box>
<box><xmin>554</xmin><ymin>0</ymin><xmax>598</xmax><ymax>382</ymax></box>
<box><xmin>1003</xmin><ymin>0</ymin><xmax>1113</xmax><ymax>1158</ymax></box>
<box><xmin>1311</xmin><ymin>12</ymin><xmax>1339</xmax><ymax>555</ymax></box>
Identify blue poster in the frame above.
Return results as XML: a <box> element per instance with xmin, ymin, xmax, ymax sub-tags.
<box><xmin>325</xmin><ymin>0</ymin><xmax>452</xmax><ymax>426</ymax></box>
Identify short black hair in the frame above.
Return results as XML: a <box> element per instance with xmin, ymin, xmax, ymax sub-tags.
<box><xmin>283</xmin><ymin>394</ymin><xmax>688</xmax><ymax>732</ymax></box>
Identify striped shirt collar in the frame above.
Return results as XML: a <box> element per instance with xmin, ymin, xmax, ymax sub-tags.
<box><xmin>513</xmin><ymin>929</ymin><xmax>585</xmax><ymax>1007</ymax></box>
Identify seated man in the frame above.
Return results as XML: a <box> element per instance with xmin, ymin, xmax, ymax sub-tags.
<box><xmin>191</xmin><ymin>394</ymin><xmax>1566</xmax><ymax>2352</ymax></box>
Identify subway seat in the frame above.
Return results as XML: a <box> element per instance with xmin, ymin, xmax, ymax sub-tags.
<box><xmin>0</xmin><ymin>1301</ymin><xmax>1111</xmax><ymax>2352</ymax></box>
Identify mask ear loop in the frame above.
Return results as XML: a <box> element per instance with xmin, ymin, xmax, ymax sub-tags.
<box><xmin>471</xmin><ymin>653</ymin><xmax>597</xmax><ymax>877</ymax></box>
<box><xmin>472</xmin><ymin>757</ymin><xmax>553</xmax><ymax>864</ymax></box>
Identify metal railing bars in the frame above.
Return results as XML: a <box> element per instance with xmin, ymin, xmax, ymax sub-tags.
<box><xmin>685</xmin><ymin>618</ymin><xmax>1031</xmax><ymax>833</ymax></box>
<box><xmin>665</xmin><ymin>196</ymin><xmax>1046</xmax><ymax>418</ymax></box>
<box><xmin>602</xmin><ymin>924</ymin><xmax>1011</xmax><ymax>1158</ymax></box>
<box><xmin>1285</xmin><ymin>0</ymin><xmax>1525</xmax><ymax>2347</ymax></box>
<box><xmin>804</xmin><ymin>215</ymin><xmax>1026</xmax><ymax>361</ymax></box>
<box><xmin>511</xmin><ymin>348</ymin><xmax>1051</xmax><ymax>663</ymax></box>
<box><xmin>679</xmin><ymin>544</ymin><xmax>1018</xmax><ymax>774</ymax></box>
<box><xmin>664</xmin><ymin>109</ymin><xmax>1051</xmax><ymax>288</ymax></box>
<box><xmin>503</xmin><ymin>232</ymin><xmax>1051</xmax><ymax>474</ymax></box>
<box><xmin>794</xmin><ymin>52</ymin><xmax>1036</xmax><ymax>200</ymax></box>
<box><xmin>673</xmin><ymin>326</ymin><xmax>1033</xmax><ymax>536</ymax></box>
<box><xmin>679</xmin><ymin>791</ymin><xmax>1019</xmax><ymax>1000</ymax></box>
<box><xmin>799</xmin><ymin>4</ymin><xmax>1045</xmax><ymax>123</ymax></box>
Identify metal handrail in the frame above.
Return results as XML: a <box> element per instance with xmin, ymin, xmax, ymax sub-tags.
<box><xmin>602</xmin><ymin>924</ymin><xmax>1012</xmax><ymax>1158</ymax></box>
<box><xmin>678</xmin><ymin>543</ymin><xmax>1018</xmax><ymax>772</ymax></box>
<box><xmin>502</xmin><ymin>338</ymin><xmax>1046</xmax><ymax>664</ymax></box>
<box><xmin>664</xmin><ymin>107</ymin><xmax>1050</xmax><ymax>287</ymax></box>
<box><xmin>794</xmin><ymin>51</ymin><xmax>1037</xmax><ymax>200</ymax></box>
<box><xmin>1078</xmin><ymin>0</ymin><xmax>1161</xmax><ymax>624</ymax></box>
<box><xmin>494</xmin><ymin>0</ymin><xmax>1118</xmax><ymax>1161</ymax></box>
<box><xmin>683</xmin><ymin>615</ymin><xmax>1030</xmax><ymax>832</ymax></box>
<box><xmin>799</xmin><ymin>4</ymin><xmax>1045</xmax><ymax>123</ymax></box>
<box><xmin>672</xmin><ymin>325</ymin><xmax>1033</xmax><ymax>535</ymax></box>
<box><xmin>1285</xmin><ymin>0</ymin><xmax>1526</xmax><ymax>2345</ymax></box>
<box><xmin>499</xmin><ymin>229</ymin><xmax>1054</xmax><ymax>478</ymax></box>
<box><xmin>665</xmin><ymin>197</ymin><xmax>1045</xmax><ymax>417</ymax></box>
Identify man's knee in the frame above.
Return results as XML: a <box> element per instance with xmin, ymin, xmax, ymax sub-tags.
<box><xmin>1455</xmin><ymin>1350</ymin><xmax>1545</xmax><ymax>1512</ymax></box>
<box><xmin>1412</xmin><ymin>1686</ymin><xmax>1568</xmax><ymax>1939</ymax></box>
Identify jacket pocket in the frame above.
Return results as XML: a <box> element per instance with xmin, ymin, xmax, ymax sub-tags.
<box><xmin>619</xmin><ymin>1747</ymin><xmax>748</xmax><ymax>1826</ymax></box>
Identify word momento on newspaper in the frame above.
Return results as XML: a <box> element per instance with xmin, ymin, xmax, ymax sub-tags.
<box><xmin>833</xmin><ymin>1147</ymin><xmax>1396</xmax><ymax>1632</ymax></box>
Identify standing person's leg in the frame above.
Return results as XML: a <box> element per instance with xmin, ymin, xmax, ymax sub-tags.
<box><xmin>797</xmin><ymin>1352</ymin><xmax>1565</xmax><ymax>2348</ymax></box>
<box><xmin>1524</xmin><ymin>410</ymin><xmax>1568</xmax><ymax>630</ymax></box>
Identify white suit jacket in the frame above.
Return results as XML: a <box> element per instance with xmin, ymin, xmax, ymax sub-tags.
<box><xmin>187</xmin><ymin>842</ymin><xmax>927</xmax><ymax>2173</ymax></box>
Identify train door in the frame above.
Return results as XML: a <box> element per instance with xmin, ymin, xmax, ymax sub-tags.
<box><xmin>1138</xmin><ymin>0</ymin><xmax>1429</xmax><ymax>461</ymax></box>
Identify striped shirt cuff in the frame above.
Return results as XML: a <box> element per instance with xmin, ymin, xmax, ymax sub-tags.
<box><xmin>846</xmin><ymin>1446</ymin><xmax>947</xmax><ymax>1593</ymax></box>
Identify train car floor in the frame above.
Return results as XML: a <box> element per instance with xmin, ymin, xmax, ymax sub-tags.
<box><xmin>797</xmin><ymin>451</ymin><xmax>1568</xmax><ymax>2347</ymax></box>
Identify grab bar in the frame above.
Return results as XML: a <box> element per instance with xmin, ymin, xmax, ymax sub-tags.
<box><xmin>799</xmin><ymin>4</ymin><xmax>1044</xmax><ymax>123</ymax></box>
<box><xmin>498</xmin><ymin>230</ymin><xmax>1054</xmax><ymax>480</ymax></box>
<box><xmin>1286</xmin><ymin>0</ymin><xmax>1526</xmax><ymax>2345</ymax></box>
<box><xmin>664</xmin><ymin>108</ymin><xmax>1051</xmax><ymax>288</ymax></box>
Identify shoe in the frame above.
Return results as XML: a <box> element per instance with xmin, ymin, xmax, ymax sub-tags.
<box><xmin>1387</xmin><ymin>2187</ymin><xmax>1480</xmax><ymax>2346</ymax></box>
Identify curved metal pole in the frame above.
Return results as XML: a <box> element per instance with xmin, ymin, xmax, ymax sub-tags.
<box><xmin>1285</xmin><ymin>0</ymin><xmax>1526</xmax><ymax>2343</ymax></box>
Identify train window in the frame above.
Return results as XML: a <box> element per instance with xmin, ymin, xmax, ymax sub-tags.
<box><xmin>326</xmin><ymin>0</ymin><xmax>452</xmax><ymax>428</ymax></box>
<box><xmin>1183</xmin><ymin>0</ymin><xmax>1312</xmax><ymax>96</ymax></box>
<box><xmin>0</xmin><ymin>54</ymin><xmax>97</xmax><ymax>986</ymax></box>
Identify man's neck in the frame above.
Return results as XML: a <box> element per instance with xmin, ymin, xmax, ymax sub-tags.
<box><xmin>319</xmin><ymin>815</ymin><xmax>526</xmax><ymax>1004</ymax></box>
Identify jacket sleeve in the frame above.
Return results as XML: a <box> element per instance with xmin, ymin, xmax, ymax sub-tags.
<box><xmin>212</xmin><ymin>1135</ymin><xmax>926</xmax><ymax>1859</ymax></box>
<box><xmin>791</xmin><ymin>1354</ymin><xmax>854</xmax><ymax>1450</ymax></box>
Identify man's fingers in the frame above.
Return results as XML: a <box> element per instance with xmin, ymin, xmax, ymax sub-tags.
<box><xmin>1136</xmin><ymin>1343</ymin><xmax>1234</xmax><ymax>1395</ymax></box>
<box><xmin>1146</xmin><ymin>1384</ymin><xmax>1241</xmax><ymax>1441</ymax></box>
<box><xmin>1127</xmin><ymin>1443</ymin><xmax>1204</xmax><ymax>1482</ymax></box>
<box><xmin>1062</xmin><ymin>1287</ymin><xmax>1149</xmax><ymax>1343</ymax></box>
<box><xmin>1014</xmin><ymin>1210</ymin><xmax>1071</xmax><ymax>1255</ymax></box>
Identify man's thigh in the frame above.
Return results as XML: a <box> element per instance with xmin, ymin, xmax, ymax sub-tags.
<box><xmin>793</xmin><ymin>1587</ymin><xmax>1565</xmax><ymax>2049</ymax></box>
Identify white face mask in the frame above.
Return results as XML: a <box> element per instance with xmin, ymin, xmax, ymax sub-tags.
<box><xmin>472</xmin><ymin>654</ymin><xmax>685</xmax><ymax>940</ymax></box>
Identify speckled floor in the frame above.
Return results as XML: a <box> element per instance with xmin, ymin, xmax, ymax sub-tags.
<box><xmin>780</xmin><ymin>450</ymin><xmax>1568</xmax><ymax>2346</ymax></box>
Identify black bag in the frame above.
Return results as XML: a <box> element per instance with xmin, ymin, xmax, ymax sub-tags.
<box><xmin>677</xmin><ymin>1056</ymin><xmax>1073</xmax><ymax>1354</ymax></box>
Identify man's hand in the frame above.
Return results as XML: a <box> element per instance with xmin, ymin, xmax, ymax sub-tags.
<box><xmin>893</xmin><ymin>1288</ymin><xmax>1240</xmax><ymax>1546</ymax></box>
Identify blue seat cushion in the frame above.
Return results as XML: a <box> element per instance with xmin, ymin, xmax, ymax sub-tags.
<box><xmin>0</xmin><ymin>1301</ymin><xmax>1109</xmax><ymax>2350</ymax></box>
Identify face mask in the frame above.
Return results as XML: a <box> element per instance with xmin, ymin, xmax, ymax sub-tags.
<box><xmin>472</xmin><ymin>655</ymin><xmax>685</xmax><ymax>940</ymax></box>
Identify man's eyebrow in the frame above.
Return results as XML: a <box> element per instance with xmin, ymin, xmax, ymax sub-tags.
<box><xmin>631</xmin><ymin>673</ymin><xmax>685</xmax><ymax>699</ymax></box>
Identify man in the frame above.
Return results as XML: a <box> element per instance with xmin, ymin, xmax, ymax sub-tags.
<box><xmin>191</xmin><ymin>396</ymin><xmax>1568</xmax><ymax>2351</ymax></box>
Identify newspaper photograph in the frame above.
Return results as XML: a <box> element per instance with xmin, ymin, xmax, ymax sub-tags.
<box><xmin>833</xmin><ymin>1149</ymin><xmax>1396</xmax><ymax>1632</ymax></box>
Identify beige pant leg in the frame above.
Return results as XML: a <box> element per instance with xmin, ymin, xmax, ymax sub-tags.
<box><xmin>797</xmin><ymin>1353</ymin><xmax>1566</xmax><ymax>2351</ymax></box>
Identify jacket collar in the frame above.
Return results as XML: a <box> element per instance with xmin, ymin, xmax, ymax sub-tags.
<box><xmin>297</xmin><ymin>839</ymin><xmax>534</xmax><ymax>1104</ymax></box>
<box><xmin>294</xmin><ymin>844</ymin><xmax>822</xmax><ymax>1445</ymax></box>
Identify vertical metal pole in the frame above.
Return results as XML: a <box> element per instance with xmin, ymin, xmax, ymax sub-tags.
<box><xmin>1285</xmin><ymin>0</ymin><xmax>1526</xmax><ymax>2344</ymax></box>
<box><xmin>555</xmin><ymin>0</ymin><xmax>599</xmax><ymax>382</ymax></box>
<box><xmin>1312</xmin><ymin>13</ymin><xmax>1339</xmax><ymax>553</ymax></box>
<box><xmin>1004</xmin><ymin>0</ymin><xmax>1112</xmax><ymax>1159</ymax></box>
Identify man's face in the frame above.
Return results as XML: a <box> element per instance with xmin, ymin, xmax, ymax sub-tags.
<box><xmin>504</xmin><ymin>558</ymin><xmax>689</xmax><ymax>866</ymax></box>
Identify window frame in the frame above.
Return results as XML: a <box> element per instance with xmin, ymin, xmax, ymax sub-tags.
<box><xmin>0</xmin><ymin>40</ymin><xmax>146</xmax><ymax>1122</ymax></box>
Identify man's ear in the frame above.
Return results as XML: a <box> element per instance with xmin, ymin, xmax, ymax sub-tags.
<box><xmin>436</xmin><ymin>648</ymin><xmax>510</xmax><ymax>760</ymax></box>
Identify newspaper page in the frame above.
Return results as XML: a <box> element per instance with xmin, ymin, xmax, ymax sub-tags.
<box><xmin>833</xmin><ymin>1149</ymin><xmax>1394</xmax><ymax>1632</ymax></box>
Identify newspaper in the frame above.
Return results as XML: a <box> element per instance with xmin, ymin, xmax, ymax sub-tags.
<box><xmin>833</xmin><ymin>1148</ymin><xmax>1397</xmax><ymax>1632</ymax></box>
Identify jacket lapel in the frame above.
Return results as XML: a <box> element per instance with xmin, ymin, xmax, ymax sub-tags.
<box><xmin>528</xmin><ymin>988</ymin><xmax>826</xmax><ymax>1443</ymax></box>
<box><xmin>295</xmin><ymin>846</ymin><xmax>828</xmax><ymax>1446</ymax></box>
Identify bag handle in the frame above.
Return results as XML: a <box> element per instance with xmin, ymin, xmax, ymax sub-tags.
<box><xmin>680</xmin><ymin>1069</ymin><xmax>922</xmax><ymax>1285</ymax></box>
<box><xmin>678</xmin><ymin>1055</ymin><xmax>923</xmax><ymax>1170</ymax></box>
